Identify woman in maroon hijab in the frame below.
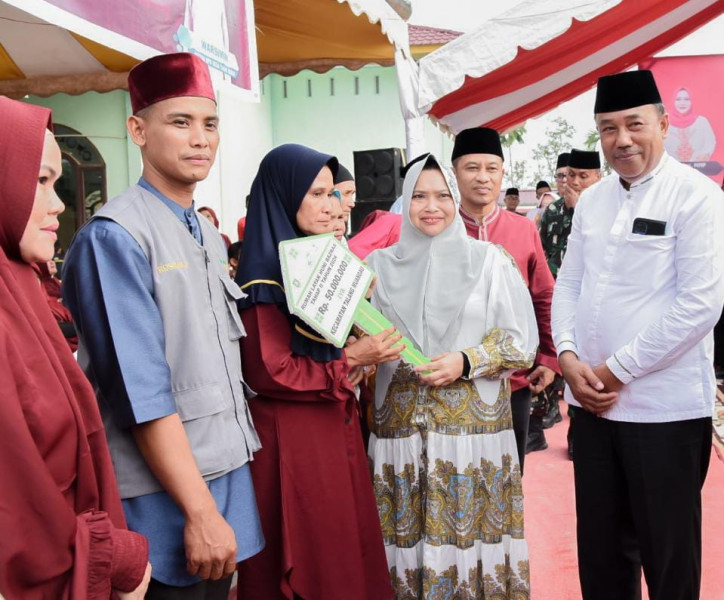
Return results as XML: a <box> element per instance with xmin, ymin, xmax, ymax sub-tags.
<box><xmin>0</xmin><ymin>97</ymin><xmax>151</xmax><ymax>599</ymax></box>
<box><xmin>32</xmin><ymin>260</ymin><xmax>79</xmax><ymax>352</ymax></box>
<box><xmin>198</xmin><ymin>205</ymin><xmax>232</xmax><ymax>248</ymax></box>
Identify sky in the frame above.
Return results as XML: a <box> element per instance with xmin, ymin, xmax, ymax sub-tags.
<box><xmin>410</xmin><ymin>0</ymin><xmax>514</xmax><ymax>31</ymax></box>
<box><xmin>407</xmin><ymin>1</ymin><xmax>724</xmax><ymax>185</ymax></box>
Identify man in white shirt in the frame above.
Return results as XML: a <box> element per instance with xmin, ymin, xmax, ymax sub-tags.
<box><xmin>552</xmin><ymin>70</ymin><xmax>724</xmax><ymax>600</ymax></box>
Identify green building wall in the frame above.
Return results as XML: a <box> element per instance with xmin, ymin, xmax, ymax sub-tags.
<box><xmin>20</xmin><ymin>63</ymin><xmax>450</xmax><ymax>237</ymax></box>
<box><xmin>26</xmin><ymin>90</ymin><xmax>140</xmax><ymax>200</ymax></box>
<box><xmin>266</xmin><ymin>65</ymin><xmax>453</xmax><ymax>171</ymax></box>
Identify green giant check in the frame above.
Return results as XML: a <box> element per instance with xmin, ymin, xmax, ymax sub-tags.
<box><xmin>279</xmin><ymin>234</ymin><xmax>429</xmax><ymax>367</ymax></box>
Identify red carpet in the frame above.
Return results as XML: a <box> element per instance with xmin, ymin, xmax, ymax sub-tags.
<box><xmin>524</xmin><ymin>405</ymin><xmax>724</xmax><ymax>600</ymax></box>
<box><xmin>231</xmin><ymin>403</ymin><xmax>724</xmax><ymax>599</ymax></box>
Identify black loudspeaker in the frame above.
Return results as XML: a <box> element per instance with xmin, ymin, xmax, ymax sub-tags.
<box><xmin>353</xmin><ymin>148</ymin><xmax>405</xmax><ymax>201</ymax></box>
<box><xmin>350</xmin><ymin>200</ymin><xmax>395</xmax><ymax>235</ymax></box>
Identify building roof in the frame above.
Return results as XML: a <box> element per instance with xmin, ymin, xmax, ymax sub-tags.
<box><xmin>409</xmin><ymin>24</ymin><xmax>462</xmax><ymax>47</ymax></box>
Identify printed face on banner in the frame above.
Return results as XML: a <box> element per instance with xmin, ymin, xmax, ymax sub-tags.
<box><xmin>644</xmin><ymin>55</ymin><xmax>724</xmax><ymax>181</ymax></box>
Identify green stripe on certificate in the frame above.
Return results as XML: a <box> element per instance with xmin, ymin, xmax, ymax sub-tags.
<box><xmin>354</xmin><ymin>300</ymin><xmax>430</xmax><ymax>367</ymax></box>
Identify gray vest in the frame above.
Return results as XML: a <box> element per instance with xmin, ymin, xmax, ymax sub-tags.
<box><xmin>85</xmin><ymin>185</ymin><xmax>260</xmax><ymax>498</ymax></box>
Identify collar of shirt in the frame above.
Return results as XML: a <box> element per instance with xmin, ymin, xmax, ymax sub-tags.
<box><xmin>617</xmin><ymin>152</ymin><xmax>669</xmax><ymax>192</ymax></box>
<box><xmin>459</xmin><ymin>203</ymin><xmax>500</xmax><ymax>232</ymax></box>
<box><xmin>460</xmin><ymin>203</ymin><xmax>501</xmax><ymax>242</ymax></box>
<box><xmin>138</xmin><ymin>178</ymin><xmax>202</xmax><ymax>244</ymax></box>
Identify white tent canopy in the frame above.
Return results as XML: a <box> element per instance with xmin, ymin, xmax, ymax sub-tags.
<box><xmin>416</xmin><ymin>0</ymin><xmax>723</xmax><ymax>133</ymax></box>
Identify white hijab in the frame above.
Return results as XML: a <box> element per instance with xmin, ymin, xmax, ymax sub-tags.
<box><xmin>367</xmin><ymin>154</ymin><xmax>488</xmax><ymax>357</ymax></box>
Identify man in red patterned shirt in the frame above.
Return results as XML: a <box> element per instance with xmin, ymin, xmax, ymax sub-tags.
<box><xmin>451</xmin><ymin>127</ymin><xmax>560</xmax><ymax>469</ymax></box>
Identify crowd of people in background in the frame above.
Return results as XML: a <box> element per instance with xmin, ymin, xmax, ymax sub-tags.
<box><xmin>2</xmin><ymin>51</ymin><xmax>724</xmax><ymax>600</ymax></box>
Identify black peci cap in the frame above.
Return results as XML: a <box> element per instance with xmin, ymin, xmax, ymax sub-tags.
<box><xmin>569</xmin><ymin>149</ymin><xmax>601</xmax><ymax>170</ymax></box>
<box><xmin>556</xmin><ymin>152</ymin><xmax>571</xmax><ymax>169</ymax></box>
<box><xmin>594</xmin><ymin>70</ymin><xmax>662</xmax><ymax>114</ymax></box>
<box><xmin>452</xmin><ymin>127</ymin><xmax>504</xmax><ymax>161</ymax></box>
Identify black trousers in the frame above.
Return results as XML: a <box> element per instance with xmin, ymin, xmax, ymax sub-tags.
<box><xmin>714</xmin><ymin>308</ymin><xmax>724</xmax><ymax>367</ymax></box>
<box><xmin>570</xmin><ymin>406</ymin><xmax>712</xmax><ymax>600</ymax></box>
<box><xmin>146</xmin><ymin>575</ymin><xmax>233</xmax><ymax>600</ymax></box>
<box><xmin>510</xmin><ymin>388</ymin><xmax>531</xmax><ymax>475</ymax></box>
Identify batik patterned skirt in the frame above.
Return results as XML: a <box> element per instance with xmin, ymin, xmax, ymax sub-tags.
<box><xmin>368</xmin><ymin>362</ymin><xmax>529</xmax><ymax>599</ymax></box>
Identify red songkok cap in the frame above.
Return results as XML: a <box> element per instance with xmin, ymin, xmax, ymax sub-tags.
<box><xmin>128</xmin><ymin>52</ymin><xmax>216</xmax><ymax>114</ymax></box>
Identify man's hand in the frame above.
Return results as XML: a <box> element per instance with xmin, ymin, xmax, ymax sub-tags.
<box><xmin>592</xmin><ymin>363</ymin><xmax>623</xmax><ymax>393</ymax></box>
<box><xmin>345</xmin><ymin>327</ymin><xmax>405</xmax><ymax>368</ymax></box>
<box><xmin>527</xmin><ymin>365</ymin><xmax>555</xmax><ymax>394</ymax></box>
<box><xmin>415</xmin><ymin>352</ymin><xmax>464</xmax><ymax>387</ymax></box>
<box><xmin>131</xmin><ymin>415</ymin><xmax>238</xmax><ymax>582</ymax></box>
<box><xmin>563</xmin><ymin>186</ymin><xmax>580</xmax><ymax>208</ymax></box>
<box><xmin>117</xmin><ymin>562</ymin><xmax>152</xmax><ymax>599</ymax></box>
<box><xmin>559</xmin><ymin>351</ymin><xmax>618</xmax><ymax>415</ymax></box>
<box><xmin>184</xmin><ymin>506</ymin><xmax>238</xmax><ymax>580</ymax></box>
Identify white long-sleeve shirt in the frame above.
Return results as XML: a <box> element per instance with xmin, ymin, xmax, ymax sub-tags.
<box><xmin>552</xmin><ymin>153</ymin><xmax>724</xmax><ymax>422</ymax></box>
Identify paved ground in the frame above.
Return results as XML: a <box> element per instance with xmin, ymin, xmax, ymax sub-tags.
<box><xmin>231</xmin><ymin>384</ymin><xmax>724</xmax><ymax>599</ymax></box>
<box><xmin>713</xmin><ymin>383</ymin><xmax>724</xmax><ymax>460</ymax></box>
<box><xmin>525</xmin><ymin>390</ymin><xmax>724</xmax><ymax>600</ymax></box>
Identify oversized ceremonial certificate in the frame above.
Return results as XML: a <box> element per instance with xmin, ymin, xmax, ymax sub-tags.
<box><xmin>279</xmin><ymin>234</ymin><xmax>430</xmax><ymax>366</ymax></box>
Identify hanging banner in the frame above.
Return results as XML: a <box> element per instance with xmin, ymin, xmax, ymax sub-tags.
<box><xmin>6</xmin><ymin>0</ymin><xmax>258</xmax><ymax>97</ymax></box>
<box><xmin>643</xmin><ymin>55</ymin><xmax>724</xmax><ymax>182</ymax></box>
<box><xmin>279</xmin><ymin>234</ymin><xmax>430</xmax><ymax>366</ymax></box>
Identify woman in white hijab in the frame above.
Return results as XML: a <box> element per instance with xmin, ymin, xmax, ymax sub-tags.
<box><xmin>366</xmin><ymin>154</ymin><xmax>537</xmax><ymax>599</ymax></box>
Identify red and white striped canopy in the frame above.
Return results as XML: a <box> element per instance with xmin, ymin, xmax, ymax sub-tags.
<box><xmin>417</xmin><ymin>0</ymin><xmax>724</xmax><ymax>134</ymax></box>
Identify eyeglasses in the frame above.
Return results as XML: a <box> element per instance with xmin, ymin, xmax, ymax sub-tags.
<box><xmin>555</xmin><ymin>173</ymin><xmax>566</xmax><ymax>180</ymax></box>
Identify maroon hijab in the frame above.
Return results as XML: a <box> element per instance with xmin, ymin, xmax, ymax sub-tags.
<box><xmin>36</xmin><ymin>260</ymin><xmax>63</xmax><ymax>298</ymax></box>
<box><xmin>199</xmin><ymin>205</ymin><xmax>232</xmax><ymax>247</ymax></box>
<box><xmin>0</xmin><ymin>97</ymin><xmax>146</xmax><ymax>598</ymax></box>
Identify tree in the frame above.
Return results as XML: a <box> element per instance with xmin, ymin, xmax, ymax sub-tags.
<box><xmin>504</xmin><ymin>161</ymin><xmax>529</xmax><ymax>188</ymax></box>
<box><xmin>501</xmin><ymin>125</ymin><xmax>530</xmax><ymax>187</ymax></box>
<box><xmin>500</xmin><ymin>124</ymin><xmax>527</xmax><ymax>166</ymax></box>
<box><xmin>584</xmin><ymin>128</ymin><xmax>613</xmax><ymax>176</ymax></box>
<box><xmin>584</xmin><ymin>128</ymin><xmax>600</xmax><ymax>151</ymax></box>
<box><xmin>532</xmin><ymin>117</ymin><xmax>576</xmax><ymax>181</ymax></box>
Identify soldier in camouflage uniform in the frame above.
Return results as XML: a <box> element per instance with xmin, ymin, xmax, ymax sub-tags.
<box><xmin>535</xmin><ymin>149</ymin><xmax>602</xmax><ymax>458</ymax></box>
<box><xmin>525</xmin><ymin>153</ymin><xmax>570</xmax><ymax>451</ymax></box>
<box><xmin>539</xmin><ymin>197</ymin><xmax>575</xmax><ymax>278</ymax></box>
<box><xmin>540</xmin><ymin>149</ymin><xmax>602</xmax><ymax>274</ymax></box>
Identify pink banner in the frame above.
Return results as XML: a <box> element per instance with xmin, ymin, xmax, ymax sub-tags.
<box><xmin>41</xmin><ymin>0</ymin><xmax>255</xmax><ymax>92</ymax></box>
<box><xmin>643</xmin><ymin>55</ymin><xmax>724</xmax><ymax>182</ymax></box>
